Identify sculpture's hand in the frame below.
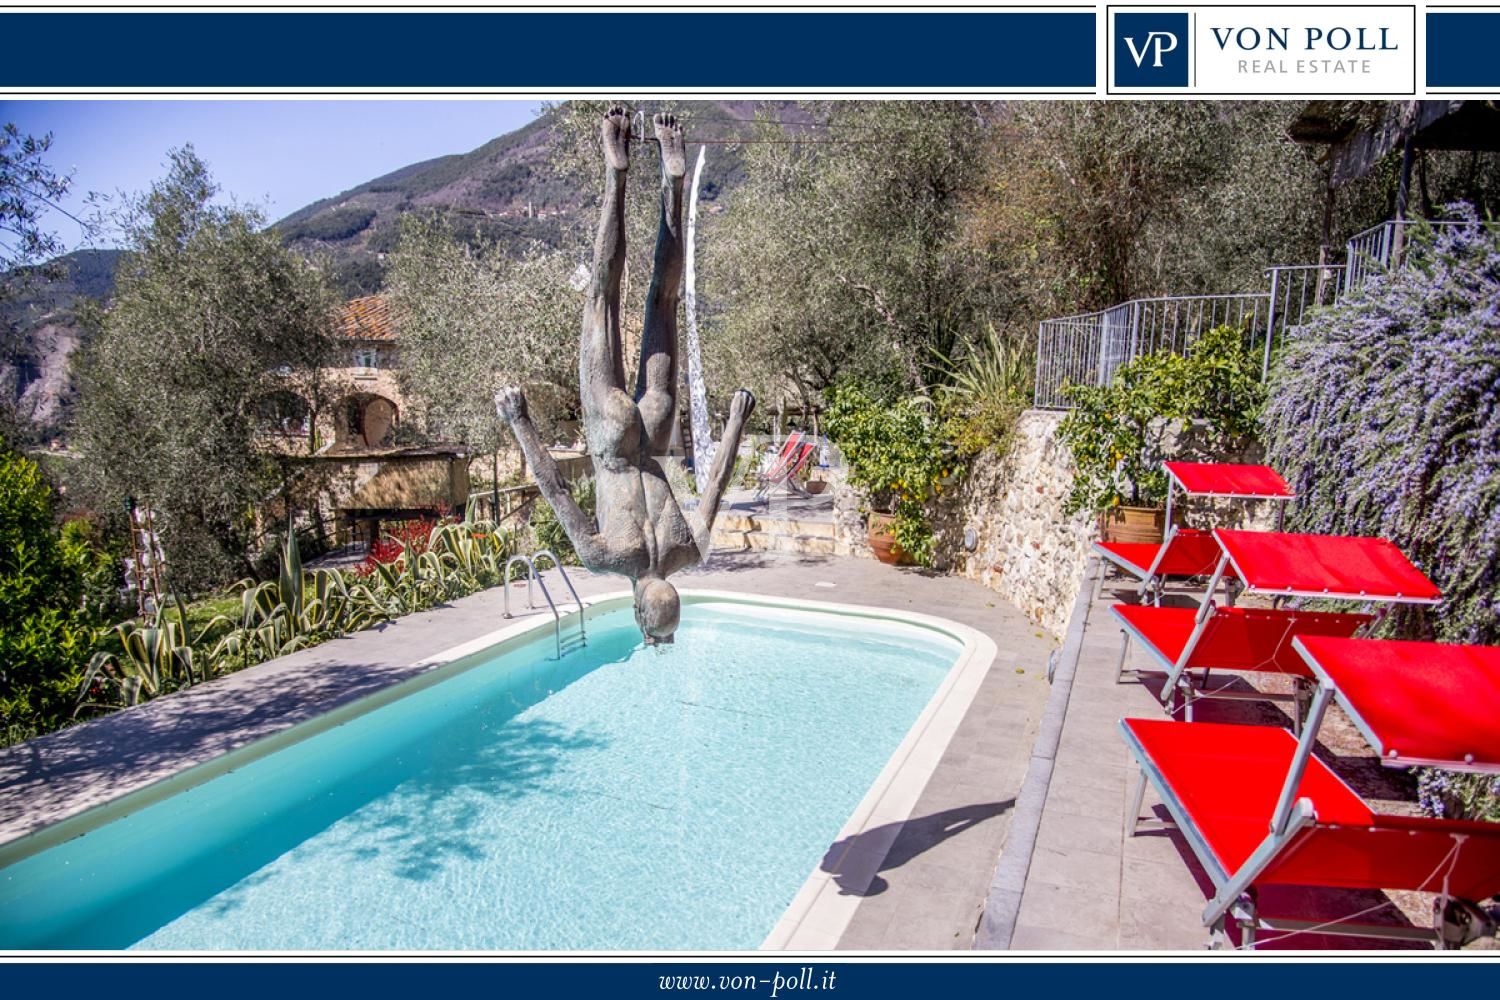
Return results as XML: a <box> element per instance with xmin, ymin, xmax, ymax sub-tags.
<box><xmin>727</xmin><ymin>387</ymin><xmax>755</xmax><ymax>426</ymax></box>
<box><xmin>494</xmin><ymin>386</ymin><xmax>528</xmax><ymax>425</ymax></box>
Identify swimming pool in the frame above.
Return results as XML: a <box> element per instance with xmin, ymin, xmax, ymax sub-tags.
<box><xmin>0</xmin><ymin>594</ymin><xmax>984</xmax><ymax>950</ymax></box>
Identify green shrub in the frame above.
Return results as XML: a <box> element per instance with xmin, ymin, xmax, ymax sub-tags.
<box><xmin>0</xmin><ymin>447</ymin><xmax>98</xmax><ymax>736</ymax></box>
<box><xmin>59</xmin><ymin>518</ymin><xmax>129</xmax><ymax>623</ymax></box>
<box><xmin>824</xmin><ymin>383</ymin><xmax>955</xmax><ymax>566</ymax></box>
<box><xmin>1057</xmin><ymin>325</ymin><xmax>1264</xmax><ymax>516</ymax></box>
<box><xmin>932</xmin><ymin>323</ymin><xmax>1032</xmax><ymax>459</ymax></box>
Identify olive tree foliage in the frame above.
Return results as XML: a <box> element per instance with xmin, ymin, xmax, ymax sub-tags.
<box><xmin>703</xmin><ymin>102</ymin><xmax>1023</xmax><ymax>407</ymax></box>
<box><xmin>385</xmin><ymin>212</ymin><xmax>582</xmax><ymax>452</ymax></box>
<box><xmin>2</xmin><ymin>124</ymin><xmax>103</xmax><ymax>441</ymax></box>
<box><xmin>72</xmin><ymin>148</ymin><xmax>341</xmax><ymax>591</ymax></box>
<box><xmin>971</xmin><ymin>102</ymin><xmax>1325</xmax><ymax>315</ymax></box>
<box><xmin>0</xmin><ymin>124</ymin><xmax>86</xmax><ymax>278</ymax></box>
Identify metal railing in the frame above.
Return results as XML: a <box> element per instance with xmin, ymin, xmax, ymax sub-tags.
<box><xmin>1034</xmin><ymin>293</ymin><xmax>1273</xmax><ymax>409</ymax></box>
<box><xmin>467</xmin><ymin>483</ymin><xmax>540</xmax><ymax>523</ymax></box>
<box><xmin>501</xmin><ymin>551</ymin><xmax>587</xmax><ymax>659</ymax></box>
<box><xmin>1341</xmin><ymin>219</ymin><xmax>1473</xmax><ymax>294</ymax></box>
<box><xmin>1031</xmin><ymin>218</ymin><xmax>1466</xmax><ymax>408</ymax></box>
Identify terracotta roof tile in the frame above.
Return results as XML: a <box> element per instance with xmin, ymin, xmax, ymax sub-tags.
<box><xmin>337</xmin><ymin>295</ymin><xmax>397</xmax><ymax>342</ymax></box>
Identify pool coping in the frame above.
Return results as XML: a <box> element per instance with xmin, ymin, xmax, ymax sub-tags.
<box><xmin>1</xmin><ymin>588</ymin><xmax>994</xmax><ymax>954</ymax></box>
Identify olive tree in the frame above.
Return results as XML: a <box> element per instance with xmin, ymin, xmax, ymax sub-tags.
<box><xmin>72</xmin><ymin>148</ymin><xmax>341</xmax><ymax>590</ymax></box>
<box><xmin>385</xmin><ymin>212</ymin><xmax>581</xmax><ymax>459</ymax></box>
<box><xmin>701</xmin><ymin>102</ymin><xmax>1026</xmax><ymax>408</ymax></box>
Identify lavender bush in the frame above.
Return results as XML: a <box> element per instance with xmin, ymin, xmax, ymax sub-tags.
<box><xmin>1263</xmin><ymin>209</ymin><xmax>1499</xmax><ymax>820</ymax></box>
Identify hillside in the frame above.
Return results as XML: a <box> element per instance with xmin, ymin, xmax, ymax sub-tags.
<box><xmin>1</xmin><ymin>249</ymin><xmax>123</xmax><ymax>438</ymax></box>
<box><xmin>272</xmin><ymin>101</ymin><xmax>782</xmax><ymax>298</ymax></box>
<box><xmin>2</xmin><ymin>100</ymin><xmax>797</xmax><ymax>438</ymax></box>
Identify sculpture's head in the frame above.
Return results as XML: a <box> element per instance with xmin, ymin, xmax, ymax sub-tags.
<box><xmin>634</xmin><ymin>576</ymin><xmax>680</xmax><ymax>645</ymax></box>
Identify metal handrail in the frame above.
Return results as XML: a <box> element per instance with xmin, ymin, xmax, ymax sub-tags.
<box><xmin>532</xmin><ymin>549</ymin><xmax>587</xmax><ymax>649</ymax></box>
<box><xmin>502</xmin><ymin>554</ymin><xmax>535</xmax><ymax>618</ymax></box>
<box><xmin>501</xmin><ymin>551</ymin><xmax>586</xmax><ymax>659</ymax></box>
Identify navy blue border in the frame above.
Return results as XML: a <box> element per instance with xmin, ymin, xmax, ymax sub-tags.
<box><xmin>0</xmin><ymin>11</ymin><xmax>1095</xmax><ymax>89</ymax></box>
<box><xmin>8</xmin><ymin>962</ymin><xmax>1500</xmax><ymax>997</ymax></box>
<box><xmin>1426</xmin><ymin>10</ymin><xmax>1500</xmax><ymax>87</ymax></box>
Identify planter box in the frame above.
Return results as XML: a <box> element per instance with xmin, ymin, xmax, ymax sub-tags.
<box><xmin>1099</xmin><ymin>504</ymin><xmax>1167</xmax><ymax>545</ymax></box>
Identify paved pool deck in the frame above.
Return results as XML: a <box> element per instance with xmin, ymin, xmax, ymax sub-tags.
<box><xmin>0</xmin><ymin>550</ymin><xmax>1055</xmax><ymax>951</ymax></box>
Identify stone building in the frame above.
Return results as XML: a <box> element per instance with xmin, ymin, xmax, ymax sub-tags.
<box><xmin>254</xmin><ymin>294</ymin><xmax>470</xmax><ymax>549</ymax></box>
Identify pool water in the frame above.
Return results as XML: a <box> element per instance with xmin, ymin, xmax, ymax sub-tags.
<box><xmin>0</xmin><ymin>600</ymin><xmax>960</xmax><ymax>950</ymax></box>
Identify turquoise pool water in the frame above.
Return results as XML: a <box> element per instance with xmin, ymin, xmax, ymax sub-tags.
<box><xmin>0</xmin><ymin>600</ymin><xmax>960</xmax><ymax>950</ymax></box>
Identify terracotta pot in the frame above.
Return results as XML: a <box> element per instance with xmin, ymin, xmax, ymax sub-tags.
<box><xmin>866</xmin><ymin>511</ymin><xmax>905</xmax><ymax>565</ymax></box>
<box><xmin>1098</xmin><ymin>504</ymin><xmax>1167</xmax><ymax>545</ymax></box>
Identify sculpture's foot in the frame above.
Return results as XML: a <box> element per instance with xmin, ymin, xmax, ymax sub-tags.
<box><xmin>653</xmin><ymin>112</ymin><xmax>687</xmax><ymax>179</ymax></box>
<box><xmin>494</xmin><ymin>385</ymin><xmax>527</xmax><ymax>425</ymax></box>
<box><xmin>634</xmin><ymin>577</ymin><xmax>681</xmax><ymax>645</ymax></box>
<box><xmin>601</xmin><ymin>105</ymin><xmax>631</xmax><ymax>171</ymax></box>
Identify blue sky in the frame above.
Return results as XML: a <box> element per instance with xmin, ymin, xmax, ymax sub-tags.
<box><xmin>1</xmin><ymin>100</ymin><xmax>543</xmax><ymax>249</ymax></box>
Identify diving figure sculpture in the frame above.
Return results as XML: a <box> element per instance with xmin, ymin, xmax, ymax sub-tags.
<box><xmin>496</xmin><ymin>108</ymin><xmax>755</xmax><ymax>645</ymax></box>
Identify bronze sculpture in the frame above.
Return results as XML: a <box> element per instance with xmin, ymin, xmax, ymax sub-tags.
<box><xmin>496</xmin><ymin>108</ymin><xmax>755</xmax><ymax>644</ymax></box>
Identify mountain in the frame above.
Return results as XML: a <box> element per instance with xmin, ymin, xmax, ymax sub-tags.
<box><xmin>1</xmin><ymin>249</ymin><xmax>123</xmax><ymax>438</ymax></box>
<box><xmin>2</xmin><ymin>100</ymin><xmax>797</xmax><ymax>438</ymax></box>
<box><xmin>270</xmin><ymin>101</ymin><xmax>782</xmax><ymax>298</ymax></box>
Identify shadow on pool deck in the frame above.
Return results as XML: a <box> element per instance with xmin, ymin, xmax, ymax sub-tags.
<box><xmin>823</xmin><ymin>800</ymin><xmax>1014</xmax><ymax>897</ymax></box>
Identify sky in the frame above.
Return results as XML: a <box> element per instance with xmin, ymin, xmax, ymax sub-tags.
<box><xmin>1</xmin><ymin>99</ymin><xmax>544</xmax><ymax>249</ymax></box>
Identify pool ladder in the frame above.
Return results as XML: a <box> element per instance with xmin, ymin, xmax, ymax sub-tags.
<box><xmin>502</xmin><ymin>550</ymin><xmax>587</xmax><ymax>659</ymax></box>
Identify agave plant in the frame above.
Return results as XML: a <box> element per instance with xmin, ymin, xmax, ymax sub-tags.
<box><xmin>428</xmin><ymin>515</ymin><xmax>517</xmax><ymax>591</ymax></box>
<box><xmin>77</xmin><ymin>594</ymin><xmax>233</xmax><ymax>711</ymax></box>
<box><xmin>212</xmin><ymin>529</ymin><xmax>386</xmax><ymax>670</ymax></box>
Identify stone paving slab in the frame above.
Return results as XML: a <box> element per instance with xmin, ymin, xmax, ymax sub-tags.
<box><xmin>0</xmin><ymin>550</ymin><xmax>1054</xmax><ymax>952</ymax></box>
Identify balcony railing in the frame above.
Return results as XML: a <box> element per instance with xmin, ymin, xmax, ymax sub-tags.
<box><xmin>1032</xmin><ymin>216</ymin><xmax>1473</xmax><ymax>409</ymax></box>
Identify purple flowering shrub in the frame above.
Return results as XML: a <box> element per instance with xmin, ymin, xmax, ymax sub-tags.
<box><xmin>1263</xmin><ymin>209</ymin><xmax>1499</xmax><ymax>820</ymax></box>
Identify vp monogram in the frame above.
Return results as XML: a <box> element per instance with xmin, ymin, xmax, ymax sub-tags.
<box><xmin>1124</xmin><ymin>30</ymin><xmax>1180</xmax><ymax>68</ymax></box>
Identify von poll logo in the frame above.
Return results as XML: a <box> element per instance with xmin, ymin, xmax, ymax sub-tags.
<box><xmin>1114</xmin><ymin>12</ymin><xmax>1190</xmax><ymax>87</ymax></box>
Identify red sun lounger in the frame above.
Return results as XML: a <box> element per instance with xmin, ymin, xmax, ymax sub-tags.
<box><xmin>1121</xmin><ymin>635</ymin><xmax>1500</xmax><ymax>949</ymax></box>
<box><xmin>1094</xmin><ymin>529</ymin><xmax>1231</xmax><ymax>603</ymax></box>
<box><xmin>1120</xmin><ymin>717</ymin><xmax>1500</xmax><ymax>949</ymax></box>
<box><xmin>1210</xmin><ymin>529</ymin><xmax>1443</xmax><ymax>604</ymax></box>
<box><xmin>1093</xmin><ymin>462</ymin><xmax>1292</xmax><ymax>605</ymax></box>
<box><xmin>1292</xmin><ymin>636</ymin><xmax>1500</xmax><ymax>772</ymax></box>
<box><xmin>1110</xmin><ymin>603</ymin><xmax>1372</xmax><ymax>729</ymax></box>
<box><xmin>1115</xmin><ymin>529</ymin><xmax>1440</xmax><ymax>727</ymax></box>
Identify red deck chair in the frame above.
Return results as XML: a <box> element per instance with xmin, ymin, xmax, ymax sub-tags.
<box><xmin>1115</xmin><ymin>528</ymin><xmax>1442</xmax><ymax>726</ymax></box>
<box><xmin>1093</xmin><ymin>462</ymin><xmax>1292</xmax><ymax>605</ymax></box>
<box><xmin>1111</xmin><ymin>603</ymin><xmax>1373</xmax><ymax>729</ymax></box>
<box><xmin>757</xmin><ymin>431</ymin><xmax>802</xmax><ymax>485</ymax></box>
<box><xmin>754</xmin><ymin>442</ymin><xmax>815</xmax><ymax>502</ymax></box>
<box><xmin>1120</xmin><ymin>636</ymin><xmax>1500</xmax><ymax>949</ymax></box>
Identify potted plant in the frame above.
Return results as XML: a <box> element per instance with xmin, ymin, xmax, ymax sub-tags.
<box><xmin>1057</xmin><ymin>326</ymin><xmax>1264</xmax><ymax>542</ymax></box>
<box><xmin>823</xmin><ymin>384</ymin><xmax>954</xmax><ymax>567</ymax></box>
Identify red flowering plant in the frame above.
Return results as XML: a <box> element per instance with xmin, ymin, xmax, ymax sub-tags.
<box><xmin>353</xmin><ymin>518</ymin><xmax>439</xmax><ymax>578</ymax></box>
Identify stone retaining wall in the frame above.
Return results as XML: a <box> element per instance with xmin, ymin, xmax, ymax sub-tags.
<box><xmin>831</xmin><ymin>409</ymin><xmax>1268</xmax><ymax>638</ymax></box>
<box><xmin>939</xmin><ymin>410</ymin><xmax>1094</xmax><ymax>636</ymax></box>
